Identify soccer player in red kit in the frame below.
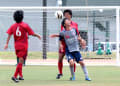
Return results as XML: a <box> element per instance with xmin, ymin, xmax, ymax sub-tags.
<box><xmin>4</xmin><ymin>10</ymin><xmax>41</xmax><ymax>83</ymax></box>
<box><xmin>50</xmin><ymin>9</ymin><xmax>85</xmax><ymax>79</ymax></box>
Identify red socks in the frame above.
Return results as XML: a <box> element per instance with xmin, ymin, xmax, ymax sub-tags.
<box><xmin>74</xmin><ymin>63</ymin><xmax>76</xmax><ymax>72</ymax></box>
<box><xmin>58</xmin><ymin>62</ymin><xmax>63</xmax><ymax>74</ymax></box>
<box><xmin>14</xmin><ymin>63</ymin><xmax>23</xmax><ymax>78</ymax></box>
<box><xmin>58</xmin><ymin>62</ymin><xmax>76</xmax><ymax>74</ymax></box>
<box><xmin>14</xmin><ymin>63</ymin><xmax>19</xmax><ymax>78</ymax></box>
<box><xmin>18</xmin><ymin>63</ymin><xmax>23</xmax><ymax>77</ymax></box>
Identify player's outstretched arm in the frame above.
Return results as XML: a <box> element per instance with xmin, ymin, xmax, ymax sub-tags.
<box><xmin>32</xmin><ymin>33</ymin><xmax>41</xmax><ymax>40</ymax></box>
<box><xmin>50</xmin><ymin>34</ymin><xmax>59</xmax><ymax>38</ymax></box>
<box><xmin>4</xmin><ymin>35</ymin><xmax>12</xmax><ymax>50</ymax></box>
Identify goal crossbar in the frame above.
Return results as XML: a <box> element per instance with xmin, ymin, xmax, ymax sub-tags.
<box><xmin>0</xmin><ymin>6</ymin><xmax>119</xmax><ymax>10</ymax></box>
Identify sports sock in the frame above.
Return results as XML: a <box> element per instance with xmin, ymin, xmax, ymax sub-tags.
<box><xmin>58</xmin><ymin>62</ymin><xmax>63</xmax><ymax>74</ymax></box>
<box><xmin>69</xmin><ymin>66</ymin><xmax>75</xmax><ymax>77</ymax></box>
<box><xmin>81</xmin><ymin>66</ymin><xmax>89</xmax><ymax>78</ymax></box>
<box><xmin>18</xmin><ymin>63</ymin><xmax>23</xmax><ymax>78</ymax></box>
<box><xmin>74</xmin><ymin>63</ymin><xmax>76</xmax><ymax>72</ymax></box>
<box><xmin>14</xmin><ymin>63</ymin><xmax>20</xmax><ymax>78</ymax></box>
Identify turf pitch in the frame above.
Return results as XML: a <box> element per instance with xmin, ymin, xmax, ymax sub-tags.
<box><xmin>0</xmin><ymin>66</ymin><xmax>120</xmax><ymax>86</ymax></box>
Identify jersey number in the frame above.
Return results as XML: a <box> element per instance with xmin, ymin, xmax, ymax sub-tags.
<box><xmin>16</xmin><ymin>27</ymin><xmax>21</xmax><ymax>37</ymax></box>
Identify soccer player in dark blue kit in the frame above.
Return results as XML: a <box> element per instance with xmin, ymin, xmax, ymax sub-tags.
<box><xmin>59</xmin><ymin>18</ymin><xmax>91</xmax><ymax>81</ymax></box>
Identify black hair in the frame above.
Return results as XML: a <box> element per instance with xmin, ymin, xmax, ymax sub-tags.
<box><xmin>61</xmin><ymin>18</ymin><xmax>68</xmax><ymax>29</ymax></box>
<box><xmin>63</xmin><ymin>9</ymin><xmax>72</xmax><ymax>17</ymax></box>
<box><xmin>13</xmin><ymin>10</ymin><xmax>24</xmax><ymax>23</ymax></box>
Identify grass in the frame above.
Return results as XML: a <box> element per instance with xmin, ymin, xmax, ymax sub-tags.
<box><xmin>0</xmin><ymin>52</ymin><xmax>58</xmax><ymax>59</ymax></box>
<box><xmin>0</xmin><ymin>66</ymin><xmax>120</xmax><ymax>86</ymax></box>
<box><xmin>0</xmin><ymin>51</ymin><xmax>116</xmax><ymax>60</ymax></box>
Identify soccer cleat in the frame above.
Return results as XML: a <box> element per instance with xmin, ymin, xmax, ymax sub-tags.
<box><xmin>19</xmin><ymin>77</ymin><xmax>24</xmax><ymax>80</ymax></box>
<box><xmin>11</xmin><ymin>77</ymin><xmax>19</xmax><ymax>83</ymax></box>
<box><xmin>85</xmin><ymin>77</ymin><xmax>91</xmax><ymax>81</ymax></box>
<box><xmin>70</xmin><ymin>76</ymin><xmax>75</xmax><ymax>81</ymax></box>
<box><xmin>56</xmin><ymin>74</ymin><xmax>63</xmax><ymax>79</ymax></box>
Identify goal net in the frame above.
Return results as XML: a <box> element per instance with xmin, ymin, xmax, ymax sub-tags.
<box><xmin>0</xmin><ymin>6</ymin><xmax>119</xmax><ymax>66</ymax></box>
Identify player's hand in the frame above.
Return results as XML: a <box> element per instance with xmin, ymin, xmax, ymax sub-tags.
<box><xmin>38</xmin><ymin>35</ymin><xmax>41</xmax><ymax>40</ymax></box>
<box><xmin>78</xmin><ymin>36</ymin><xmax>82</xmax><ymax>40</ymax></box>
<box><xmin>4</xmin><ymin>44</ymin><xmax>8</xmax><ymax>50</ymax></box>
<box><xmin>80</xmin><ymin>39</ymin><xmax>86</xmax><ymax>49</ymax></box>
<box><xmin>33</xmin><ymin>33</ymin><xmax>41</xmax><ymax>40</ymax></box>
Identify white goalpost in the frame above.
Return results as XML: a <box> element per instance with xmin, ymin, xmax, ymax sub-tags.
<box><xmin>0</xmin><ymin>6</ymin><xmax>119</xmax><ymax>66</ymax></box>
<box><xmin>116</xmin><ymin>7</ymin><xmax>120</xmax><ymax>66</ymax></box>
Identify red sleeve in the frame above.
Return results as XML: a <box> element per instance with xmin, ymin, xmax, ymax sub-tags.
<box><xmin>75</xmin><ymin>23</ymin><xmax>79</xmax><ymax>35</ymax></box>
<box><xmin>26</xmin><ymin>24</ymin><xmax>35</xmax><ymax>35</ymax></box>
<box><xmin>61</xmin><ymin>25</ymin><xmax>64</xmax><ymax>31</ymax></box>
<box><xmin>6</xmin><ymin>26</ymin><xmax>13</xmax><ymax>35</ymax></box>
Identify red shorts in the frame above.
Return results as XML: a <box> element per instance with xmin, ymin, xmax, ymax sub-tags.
<box><xmin>15</xmin><ymin>45</ymin><xmax>28</xmax><ymax>60</ymax></box>
<box><xmin>59</xmin><ymin>40</ymin><xmax>66</xmax><ymax>54</ymax></box>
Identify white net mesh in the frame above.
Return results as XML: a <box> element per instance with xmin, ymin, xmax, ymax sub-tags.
<box><xmin>0</xmin><ymin>6</ymin><xmax>119</xmax><ymax>66</ymax></box>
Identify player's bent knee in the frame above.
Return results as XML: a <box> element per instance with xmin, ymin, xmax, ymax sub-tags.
<box><xmin>70</xmin><ymin>63</ymin><xmax>74</xmax><ymax>67</ymax></box>
<box><xmin>19</xmin><ymin>57</ymin><xmax>24</xmax><ymax>64</ymax></box>
<box><xmin>79</xmin><ymin>61</ymin><xmax>85</xmax><ymax>66</ymax></box>
<box><xmin>69</xmin><ymin>60</ymin><xmax>74</xmax><ymax>67</ymax></box>
<box><xmin>58</xmin><ymin>57</ymin><xmax>63</xmax><ymax>62</ymax></box>
<box><xmin>58</xmin><ymin>54</ymin><xmax>65</xmax><ymax>62</ymax></box>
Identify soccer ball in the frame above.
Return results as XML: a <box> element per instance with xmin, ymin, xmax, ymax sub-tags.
<box><xmin>55</xmin><ymin>10</ymin><xmax>63</xmax><ymax>19</ymax></box>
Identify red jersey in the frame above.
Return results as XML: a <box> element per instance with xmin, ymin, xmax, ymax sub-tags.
<box><xmin>61</xmin><ymin>21</ymin><xmax>79</xmax><ymax>35</ymax></box>
<box><xmin>7</xmin><ymin>22</ymin><xmax>34</xmax><ymax>50</ymax></box>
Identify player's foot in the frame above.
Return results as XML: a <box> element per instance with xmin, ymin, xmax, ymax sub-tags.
<box><xmin>11</xmin><ymin>77</ymin><xmax>19</xmax><ymax>83</ymax></box>
<box><xmin>56</xmin><ymin>74</ymin><xmax>63</xmax><ymax>79</ymax></box>
<box><xmin>85</xmin><ymin>77</ymin><xmax>91</xmax><ymax>81</ymax></box>
<box><xmin>70</xmin><ymin>76</ymin><xmax>75</xmax><ymax>81</ymax></box>
<box><xmin>19</xmin><ymin>77</ymin><xmax>24</xmax><ymax>80</ymax></box>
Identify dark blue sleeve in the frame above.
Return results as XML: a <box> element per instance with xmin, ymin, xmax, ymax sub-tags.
<box><xmin>75</xmin><ymin>29</ymin><xmax>78</xmax><ymax>36</ymax></box>
<box><xmin>59</xmin><ymin>32</ymin><xmax>64</xmax><ymax>41</ymax></box>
